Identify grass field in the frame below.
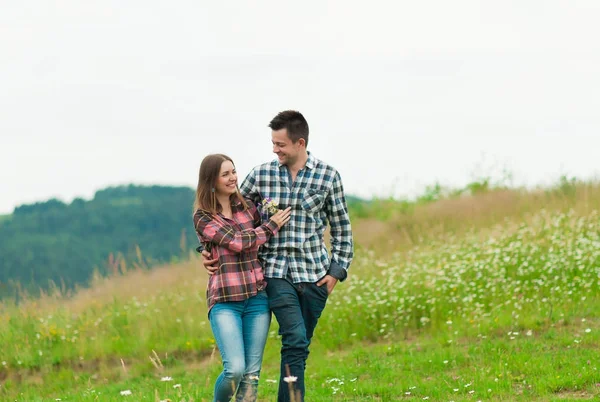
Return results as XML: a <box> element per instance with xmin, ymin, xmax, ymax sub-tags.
<box><xmin>1</xmin><ymin>182</ymin><xmax>600</xmax><ymax>401</ymax></box>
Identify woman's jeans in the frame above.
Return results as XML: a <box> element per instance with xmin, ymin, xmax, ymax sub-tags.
<box><xmin>209</xmin><ymin>291</ymin><xmax>271</xmax><ymax>402</ymax></box>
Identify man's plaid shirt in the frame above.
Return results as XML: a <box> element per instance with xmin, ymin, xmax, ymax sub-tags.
<box><xmin>193</xmin><ymin>201</ymin><xmax>279</xmax><ymax>312</ymax></box>
<box><xmin>240</xmin><ymin>152</ymin><xmax>354</xmax><ymax>283</ymax></box>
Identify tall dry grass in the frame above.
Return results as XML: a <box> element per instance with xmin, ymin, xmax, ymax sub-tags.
<box><xmin>10</xmin><ymin>252</ymin><xmax>209</xmax><ymax>317</ymax></box>
<box><xmin>353</xmin><ymin>182</ymin><xmax>600</xmax><ymax>252</ymax></box>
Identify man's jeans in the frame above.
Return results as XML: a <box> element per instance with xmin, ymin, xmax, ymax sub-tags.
<box><xmin>209</xmin><ymin>291</ymin><xmax>271</xmax><ymax>402</ymax></box>
<box><xmin>265</xmin><ymin>277</ymin><xmax>329</xmax><ymax>402</ymax></box>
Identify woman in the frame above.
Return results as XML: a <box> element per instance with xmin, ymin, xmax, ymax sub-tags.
<box><xmin>193</xmin><ymin>153</ymin><xmax>291</xmax><ymax>402</ymax></box>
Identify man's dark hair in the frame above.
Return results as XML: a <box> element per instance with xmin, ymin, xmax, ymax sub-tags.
<box><xmin>269</xmin><ymin>110</ymin><xmax>309</xmax><ymax>146</ymax></box>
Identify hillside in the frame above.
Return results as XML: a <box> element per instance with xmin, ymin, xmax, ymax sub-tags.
<box><xmin>0</xmin><ymin>185</ymin><xmax>199</xmax><ymax>297</ymax></box>
<box><xmin>0</xmin><ymin>185</ymin><xmax>369</xmax><ymax>299</ymax></box>
<box><xmin>0</xmin><ymin>181</ymin><xmax>599</xmax><ymax>400</ymax></box>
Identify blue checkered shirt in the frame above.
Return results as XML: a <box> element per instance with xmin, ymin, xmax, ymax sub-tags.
<box><xmin>239</xmin><ymin>152</ymin><xmax>354</xmax><ymax>283</ymax></box>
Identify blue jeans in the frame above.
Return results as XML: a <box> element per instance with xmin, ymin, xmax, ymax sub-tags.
<box><xmin>209</xmin><ymin>291</ymin><xmax>271</xmax><ymax>402</ymax></box>
<box><xmin>265</xmin><ymin>278</ymin><xmax>329</xmax><ymax>402</ymax></box>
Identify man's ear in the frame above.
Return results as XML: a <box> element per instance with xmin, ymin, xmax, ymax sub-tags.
<box><xmin>297</xmin><ymin>138</ymin><xmax>306</xmax><ymax>149</ymax></box>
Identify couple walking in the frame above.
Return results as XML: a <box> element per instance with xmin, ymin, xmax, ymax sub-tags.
<box><xmin>193</xmin><ymin>110</ymin><xmax>354</xmax><ymax>401</ymax></box>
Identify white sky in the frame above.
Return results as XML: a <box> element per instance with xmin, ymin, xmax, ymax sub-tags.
<box><xmin>1</xmin><ymin>1</ymin><xmax>600</xmax><ymax>214</ymax></box>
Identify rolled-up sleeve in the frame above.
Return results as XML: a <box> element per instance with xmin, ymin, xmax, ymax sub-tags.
<box><xmin>325</xmin><ymin>171</ymin><xmax>354</xmax><ymax>281</ymax></box>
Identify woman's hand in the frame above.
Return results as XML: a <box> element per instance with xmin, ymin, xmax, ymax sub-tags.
<box><xmin>270</xmin><ymin>207</ymin><xmax>292</xmax><ymax>229</ymax></box>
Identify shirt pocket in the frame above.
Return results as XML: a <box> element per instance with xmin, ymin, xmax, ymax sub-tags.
<box><xmin>301</xmin><ymin>188</ymin><xmax>327</xmax><ymax>214</ymax></box>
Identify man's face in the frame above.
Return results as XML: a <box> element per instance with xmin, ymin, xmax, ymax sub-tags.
<box><xmin>272</xmin><ymin>128</ymin><xmax>302</xmax><ymax>166</ymax></box>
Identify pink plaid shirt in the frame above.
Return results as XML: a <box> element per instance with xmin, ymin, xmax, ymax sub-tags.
<box><xmin>193</xmin><ymin>201</ymin><xmax>279</xmax><ymax>313</ymax></box>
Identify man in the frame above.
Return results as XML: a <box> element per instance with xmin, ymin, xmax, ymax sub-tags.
<box><xmin>202</xmin><ymin>110</ymin><xmax>354</xmax><ymax>402</ymax></box>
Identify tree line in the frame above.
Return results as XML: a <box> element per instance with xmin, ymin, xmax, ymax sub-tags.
<box><xmin>0</xmin><ymin>184</ymin><xmax>368</xmax><ymax>300</ymax></box>
<box><xmin>0</xmin><ymin>185</ymin><xmax>200</xmax><ymax>299</ymax></box>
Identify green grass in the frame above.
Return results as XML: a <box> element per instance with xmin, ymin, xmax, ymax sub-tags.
<box><xmin>3</xmin><ymin>320</ymin><xmax>600</xmax><ymax>401</ymax></box>
<box><xmin>1</xmin><ymin>196</ymin><xmax>600</xmax><ymax>400</ymax></box>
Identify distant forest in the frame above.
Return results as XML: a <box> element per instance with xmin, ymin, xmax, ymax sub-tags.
<box><xmin>0</xmin><ymin>185</ymin><xmax>200</xmax><ymax>298</ymax></box>
<box><xmin>0</xmin><ymin>184</ymin><xmax>366</xmax><ymax>299</ymax></box>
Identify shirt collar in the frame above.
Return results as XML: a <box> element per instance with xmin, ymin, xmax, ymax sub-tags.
<box><xmin>231</xmin><ymin>198</ymin><xmax>245</xmax><ymax>212</ymax></box>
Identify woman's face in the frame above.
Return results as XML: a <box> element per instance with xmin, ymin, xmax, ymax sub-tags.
<box><xmin>215</xmin><ymin>160</ymin><xmax>238</xmax><ymax>196</ymax></box>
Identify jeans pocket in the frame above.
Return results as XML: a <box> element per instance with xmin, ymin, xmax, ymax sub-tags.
<box><xmin>313</xmin><ymin>282</ymin><xmax>329</xmax><ymax>299</ymax></box>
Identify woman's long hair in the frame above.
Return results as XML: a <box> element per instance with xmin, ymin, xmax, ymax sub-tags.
<box><xmin>193</xmin><ymin>154</ymin><xmax>247</xmax><ymax>214</ymax></box>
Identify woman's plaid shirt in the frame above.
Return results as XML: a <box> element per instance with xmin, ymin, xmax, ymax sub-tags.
<box><xmin>240</xmin><ymin>152</ymin><xmax>354</xmax><ymax>283</ymax></box>
<box><xmin>193</xmin><ymin>201</ymin><xmax>279</xmax><ymax>312</ymax></box>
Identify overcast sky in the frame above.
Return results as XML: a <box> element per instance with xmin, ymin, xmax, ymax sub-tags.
<box><xmin>1</xmin><ymin>1</ymin><xmax>599</xmax><ymax>214</ymax></box>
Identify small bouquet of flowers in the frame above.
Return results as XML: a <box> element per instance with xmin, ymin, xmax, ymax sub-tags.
<box><xmin>262</xmin><ymin>197</ymin><xmax>279</xmax><ymax>214</ymax></box>
<box><xmin>259</xmin><ymin>197</ymin><xmax>279</xmax><ymax>222</ymax></box>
